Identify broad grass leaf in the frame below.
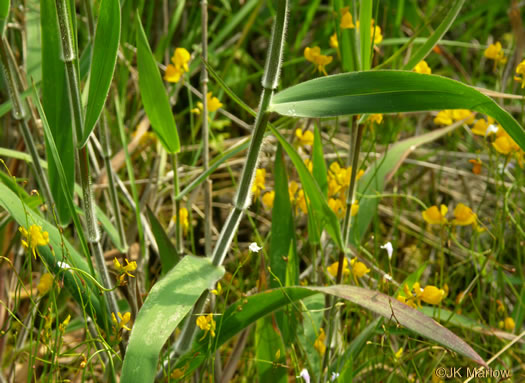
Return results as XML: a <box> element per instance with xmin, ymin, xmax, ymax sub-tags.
<box><xmin>270</xmin><ymin>71</ymin><xmax>525</xmax><ymax>151</ymax></box>
<box><xmin>81</xmin><ymin>0</ymin><xmax>120</xmax><ymax>147</ymax></box>
<box><xmin>121</xmin><ymin>256</ymin><xmax>224</xmax><ymax>383</ymax></box>
<box><xmin>146</xmin><ymin>205</ymin><xmax>179</xmax><ymax>274</ymax></box>
<box><xmin>40</xmin><ymin>0</ymin><xmax>74</xmax><ymax>225</ymax></box>
<box><xmin>136</xmin><ymin>14</ymin><xmax>179</xmax><ymax>153</ymax></box>
<box><xmin>255</xmin><ymin>315</ymin><xmax>287</xmax><ymax>383</ymax></box>
<box><xmin>359</xmin><ymin>0</ymin><xmax>373</xmax><ymax>71</ymax></box>
<box><xmin>312</xmin><ymin>124</ymin><xmax>328</xmax><ymax>196</ymax></box>
<box><xmin>269</xmin><ymin>125</ymin><xmax>343</xmax><ymax>250</ymax></box>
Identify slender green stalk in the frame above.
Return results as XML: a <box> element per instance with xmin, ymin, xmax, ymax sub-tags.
<box><xmin>98</xmin><ymin>113</ymin><xmax>128</xmax><ymax>253</ymax></box>
<box><xmin>162</xmin><ymin>0</ymin><xmax>289</xmax><ymax>369</ymax></box>
<box><xmin>319</xmin><ymin>122</ymin><xmax>364</xmax><ymax>381</ymax></box>
<box><xmin>54</xmin><ymin>0</ymin><xmax>119</xmax><ymax>321</ymax></box>
<box><xmin>0</xmin><ymin>37</ymin><xmax>54</xmax><ymax>210</ymax></box>
<box><xmin>201</xmin><ymin>0</ymin><xmax>212</xmax><ymax>257</ymax></box>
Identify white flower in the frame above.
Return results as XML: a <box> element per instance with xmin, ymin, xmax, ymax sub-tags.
<box><xmin>486</xmin><ymin>124</ymin><xmax>499</xmax><ymax>136</ymax></box>
<box><xmin>331</xmin><ymin>372</ymin><xmax>340</xmax><ymax>381</ymax></box>
<box><xmin>57</xmin><ymin>261</ymin><xmax>71</xmax><ymax>270</ymax></box>
<box><xmin>383</xmin><ymin>273</ymin><xmax>392</xmax><ymax>281</ymax></box>
<box><xmin>297</xmin><ymin>368</ymin><xmax>310</xmax><ymax>383</ymax></box>
<box><xmin>249</xmin><ymin>242</ymin><xmax>262</xmax><ymax>253</ymax></box>
<box><xmin>380</xmin><ymin>242</ymin><xmax>393</xmax><ymax>260</ymax></box>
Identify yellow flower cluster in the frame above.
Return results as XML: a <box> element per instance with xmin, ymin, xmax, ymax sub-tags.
<box><xmin>422</xmin><ymin>203</ymin><xmax>483</xmax><ymax>230</ymax></box>
<box><xmin>112</xmin><ymin>311</ymin><xmax>132</xmax><ymax>331</ymax></box>
<box><xmin>397</xmin><ymin>282</ymin><xmax>447</xmax><ymax>308</ymax></box>
<box><xmin>113</xmin><ymin>257</ymin><xmax>138</xmax><ymax>285</ymax></box>
<box><xmin>304</xmin><ymin>46</ymin><xmax>333</xmax><ymax>75</ymax></box>
<box><xmin>252</xmin><ymin>168</ymin><xmax>266</xmax><ymax>200</ymax></box>
<box><xmin>164</xmin><ymin>47</ymin><xmax>190</xmax><ymax>83</ymax></box>
<box><xmin>19</xmin><ymin>224</ymin><xmax>50</xmax><ymax>259</ymax></box>
<box><xmin>327</xmin><ymin>162</ymin><xmax>363</xmax><ymax>219</ymax></box>
<box><xmin>37</xmin><ymin>273</ymin><xmax>54</xmax><ymax>296</ymax></box>
<box><xmin>434</xmin><ymin>109</ymin><xmax>475</xmax><ymax>126</ymax></box>
<box><xmin>295</xmin><ymin>128</ymin><xmax>314</xmax><ymax>147</ymax></box>
<box><xmin>514</xmin><ymin>59</ymin><xmax>525</xmax><ymax>88</ymax></box>
<box><xmin>196</xmin><ymin>313</ymin><xmax>216</xmax><ymax>339</ymax></box>
<box><xmin>326</xmin><ymin>257</ymin><xmax>370</xmax><ymax>283</ymax></box>
<box><xmin>289</xmin><ymin>180</ymin><xmax>308</xmax><ymax>214</ymax></box>
<box><xmin>314</xmin><ymin>327</ymin><xmax>326</xmax><ymax>355</ymax></box>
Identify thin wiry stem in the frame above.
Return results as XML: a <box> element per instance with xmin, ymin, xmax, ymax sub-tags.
<box><xmin>159</xmin><ymin>0</ymin><xmax>289</xmax><ymax>373</ymax></box>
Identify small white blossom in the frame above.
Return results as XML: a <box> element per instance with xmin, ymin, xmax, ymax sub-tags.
<box><xmin>297</xmin><ymin>368</ymin><xmax>310</xmax><ymax>383</ymax></box>
<box><xmin>380</xmin><ymin>242</ymin><xmax>393</xmax><ymax>260</ymax></box>
<box><xmin>57</xmin><ymin>261</ymin><xmax>71</xmax><ymax>270</ymax></box>
<box><xmin>331</xmin><ymin>372</ymin><xmax>340</xmax><ymax>381</ymax></box>
<box><xmin>486</xmin><ymin>124</ymin><xmax>499</xmax><ymax>136</ymax></box>
<box><xmin>383</xmin><ymin>273</ymin><xmax>392</xmax><ymax>281</ymax></box>
<box><xmin>249</xmin><ymin>242</ymin><xmax>262</xmax><ymax>253</ymax></box>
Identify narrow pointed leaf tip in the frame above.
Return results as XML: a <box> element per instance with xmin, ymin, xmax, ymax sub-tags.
<box><xmin>270</xmin><ymin>70</ymin><xmax>525</xmax><ymax>151</ymax></box>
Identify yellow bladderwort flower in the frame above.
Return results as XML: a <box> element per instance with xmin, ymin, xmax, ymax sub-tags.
<box><xmin>327</xmin><ymin>258</ymin><xmax>350</xmax><ymax>278</ymax></box>
<box><xmin>414</xmin><ymin>283</ymin><xmax>446</xmax><ymax>306</ymax></box>
<box><xmin>196</xmin><ymin>314</ymin><xmax>216</xmax><ymax>339</ymax></box>
<box><xmin>251</xmin><ymin>168</ymin><xmax>266</xmax><ymax>200</ymax></box>
<box><xmin>19</xmin><ymin>224</ymin><xmax>50</xmax><ymax>259</ymax></box>
<box><xmin>296</xmin><ymin>189</ymin><xmax>308</xmax><ymax>214</ymax></box>
<box><xmin>340</xmin><ymin>7</ymin><xmax>355</xmax><ymax>29</ymax></box>
<box><xmin>471</xmin><ymin>119</ymin><xmax>489</xmax><ymax>136</ymax></box>
<box><xmin>452</xmin><ymin>203</ymin><xmax>477</xmax><ymax>226</ymax></box>
<box><xmin>211</xmin><ymin>282</ymin><xmax>222</xmax><ymax>296</ymax></box>
<box><xmin>452</xmin><ymin>109</ymin><xmax>475</xmax><ymax>124</ymax></box>
<box><xmin>422</xmin><ymin>205</ymin><xmax>448</xmax><ymax>225</ymax></box>
<box><xmin>59</xmin><ymin>314</ymin><xmax>71</xmax><ymax>332</ymax></box>
<box><xmin>433</xmin><ymin>110</ymin><xmax>454</xmax><ymax>126</ymax></box>
<box><xmin>112</xmin><ymin>312</ymin><xmax>132</xmax><ymax>331</ymax></box>
<box><xmin>304</xmin><ymin>158</ymin><xmax>313</xmax><ymax>173</ymax></box>
<box><xmin>351</xmin><ymin>258</ymin><xmax>370</xmax><ymax>283</ymax></box>
<box><xmin>514</xmin><ymin>59</ymin><xmax>525</xmax><ymax>88</ymax></box>
<box><xmin>114</xmin><ymin>257</ymin><xmax>138</xmax><ymax>285</ymax></box>
<box><xmin>329</xmin><ymin>33</ymin><xmax>339</xmax><ymax>49</ymax></box>
<box><xmin>350</xmin><ymin>200</ymin><xmax>359</xmax><ymax>217</ymax></box>
<box><xmin>413</xmin><ymin>60</ymin><xmax>431</xmax><ymax>74</ymax></box>
<box><xmin>304</xmin><ymin>46</ymin><xmax>333</xmax><ymax>76</ymax></box>
<box><xmin>207</xmin><ymin>92</ymin><xmax>223</xmax><ymax>112</ymax></box>
<box><xmin>37</xmin><ymin>273</ymin><xmax>54</xmax><ymax>296</ymax></box>
<box><xmin>295</xmin><ymin>128</ymin><xmax>314</xmax><ymax>147</ymax></box>
<box><xmin>288</xmin><ymin>181</ymin><xmax>299</xmax><ymax>201</ymax></box>
<box><xmin>394</xmin><ymin>347</ymin><xmax>404</xmax><ymax>359</ymax></box>
<box><xmin>328</xmin><ymin>198</ymin><xmax>345</xmax><ymax>219</ymax></box>
<box><xmin>484</xmin><ymin>42</ymin><xmax>507</xmax><ymax>68</ymax></box>
<box><xmin>314</xmin><ymin>328</ymin><xmax>326</xmax><ymax>356</ymax></box>
<box><xmin>262</xmin><ymin>191</ymin><xmax>275</xmax><ymax>209</ymax></box>
<box><xmin>164</xmin><ymin>47</ymin><xmax>190</xmax><ymax>83</ymax></box>
<box><xmin>369</xmin><ymin>114</ymin><xmax>383</xmax><ymax>124</ymax></box>
<box><xmin>492</xmin><ymin>130</ymin><xmax>520</xmax><ymax>155</ymax></box>
<box><xmin>503</xmin><ymin>317</ymin><xmax>515</xmax><ymax>332</ymax></box>
<box><xmin>355</xmin><ymin>20</ymin><xmax>383</xmax><ymax>44</ymax></box>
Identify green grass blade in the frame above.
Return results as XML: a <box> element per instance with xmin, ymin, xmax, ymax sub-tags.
<box><xmin>268</xmin><ymin>125</ymin><xmax>343</xmax><ymax>251</ymax></box>
<box><xmin>270</xmin><ymin>71</ymin><xmax>525</xmax><ymax>151</ymax></box>
<box><xmin>40</xmin><ymin>0</ymin><xmax>74</xmax><ymax>225</ymax></box>
<box><xmin>359</xmin><ymin>0</ymin><xmax>373</xmax><ymax>70</ymax></box>
<box><xmin>136</xmin><ymin>12</ymin><xmax>179</xmax><ymax>153</ymax></box>
<box><xmin>350</xmin><ymin>123</ymin><xmax>461</xmax><ymax>244</ymax></box>
<box><xmin>403</xmin><ymin>0</ymin><xmax>465</xmax><ymax>70</ymax></box>
<box><xmin>120</xmin><ymin>256</ymin><xmax>224</xmax><ymax>383</ymax></box>
<box><xmin>255</xmin><ymin>315</ymin><xmax>287</xmax><ymax>383</ymax></box>
<box><xmin>81</xmin><ymin>0</ymin><xmax>120</xmax><ymax>147</ymax></box>
<box><xmin>146</xmin><ymin>205</ymin><xmax>179</xmax><ymax>274</ymax></box>
<box><xmin>312</xmin><ymin>123</ymin><xmax>327</xmax><ymax>196</ymax></box>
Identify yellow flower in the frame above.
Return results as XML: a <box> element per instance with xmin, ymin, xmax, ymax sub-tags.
<box><xmin>328</xmin><ymin>198</ymin><xmax>345</xmax><ymax>219</ymax></box>
<box><xmin>296</xmin><ymin>189</ymin><xmax>308</xmax><ymax>214</ymax></box>
<box><xmin>452</xmin><ymin>203</ymin><xmax>477</xmax><ymax>226</ymax></box>
<box><xmin>112</xmin><ymin>311</ymin><xmax>132</xmax><ymax>331</ymax></box>
<box><xmin>251</xmin><ymin>168</ymin><xmax>266</xmax><ymax>199</ymax></box>
<box><xmin>492</xmin><ymin>131</ymin><xmax>519</xmax><ymax>155</ymax></box>
<box><xmin>471</xmin><ymin>119</ymin><xmax>489</xmax><ymax>136</ymax></box>
<box><xmin>37</xmin><ymin>273</ymin><xmax>54</xmax><ymax>296</ymax></box>
<box><xmin>350</xmin><ymin>258</ymin><xmax>370</xmax><ymax>282</ymax></box>
<box><xmin>413</xmin><ymin>60</ymin><xmax>431</xmax><ymax>75</ymax></box>
<box><xmin>59</xmin><ymin>314</ymin><xmax>71</xmax><ymax>332</ymax></box>
<box><xmin>469</xmin><ymin>159</ymin><xmax>482</xmax><ymax>175</ymax></box>
<box><xmin>164</xmin><ymin>48</ymin><xmax>190</xmax><ymax>83</ymax></box>
<box><xmin>340</xmin><ymin>7</ymin><xmax>355</xmax><ymax>29</ymax></box>
<box><xmin>207</xmin><ymin>92</ymin><xmax>223</xmax><ymax>112</ymax></box>
<box><xmin>514</xmin><ymin>59</ymin><xmax>525</xmax><ymax>88</ymax></box>
<box><xmin>295</xmin><ymin>128</ymin><xmax>314</xmax><ymax>147</ymax></box>
<box><xmin>211</xmin><ymin>282</ymin><xmax>222</xmax><ymax>296</ymax></box>
<box><xmin>350</xmin><ymin>200</ymin><xmax>359</xmax><ymax>217</ymax></box>
<box><xmin>503</xmin><ymin>317</ymin><xmax>515</xmax><ymax>332</ymax></box>
<box><xmin>179</xmin><ymin>207</ymin><xmax>189</xmax><ymax>233</ymax></box>
<box><xmin>369</xmin><ymin>114</ymin><xmax>383</xmax><ymax>124</ymax></box>
<box><xmin>19</xmin><ymin>224</ymin><xmax>50</xmax><ymax>258</ymax></box>
<box><xmin>304</xmin><ymin>158</ymin><xmax>313</xmax><ymax>173</ymax></box>
<box><xmin>484</xmin><ymin>42</ymin><xmax>507</xmax><ymax>67</ymax></box>
<box><xmin>394</xmin><ymin>347</ymin><xmax>404</xmax><ymax>359</ymax></box>
<box><xmin>114</xmin><ymin>257</ymin><xmax>137</xmax><ymax>278</ymax></box>
<box><xmin>314</xmin><ymin>328</ymin><xmax>326</xmax><ymax>355</ymax></box>
<box><xmin>452</xmin><ymin>109</ymin><xmax>475</xmax><ymax>124</ymax></box>
<box><xmin>196</xmin><ymin>314</ymin><xmax>216</xmax><ymax>338</ymax></box>
<box><xmin>262</xmin><ymin>191</ymin><xmax>275</xmax><ymax>209</ymax></box>
<box><xmin>433</xmin><ymin>110</ymin><xmax>453</xmax><ymax>126</ymax></box>
<box><xmin>397</xmin><ymin>293</ymin><xmax>417</xmax><ymax>309</ymax></box>
<box><xmin>288</xmin><ymin>181</ymin><xmax>299</xmax><ymax>200</ymax></box>
<box><xmin>422</xmin><ymin>205</ymin><xmax>448</xmax><ymax>225</ymax></box>
<box><xmin>304</xmin><ymin>46</ymin><xmax>333</xmax><ymax>76</ymax></box>
<box><xmin>372</xmin><ymin>25</ymin><xmax>383</xmax><ymax>44</ymax></box>
<box><xmin>327</xmin><ymin>258</ymin><xmax>350</xmax><ymax>278</ymax></box>
<box><xmin>330</xmin><ymin>33</ymin><xmax>339</xmax><ymax>49</ymax></box>
<box><xmin>418</xmin><ymin>284</ymin><xmax>446</xmax><ymax>305</ymax></box>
